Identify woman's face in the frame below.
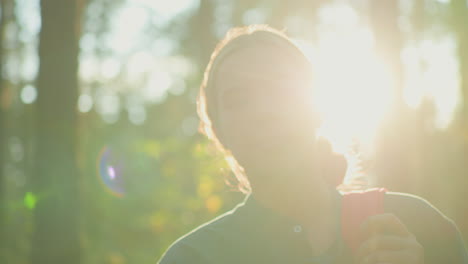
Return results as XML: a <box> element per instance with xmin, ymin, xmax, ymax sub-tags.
<box><xmin>214</xmin><ymin>41</ymin><xmax>321</xmax><ymax>186</ymax></box>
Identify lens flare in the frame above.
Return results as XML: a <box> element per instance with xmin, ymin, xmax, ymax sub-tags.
<box><xmin>97</xmin><ymin>146</ymin><xmax>125</xmax><ymax>197</ymax></box>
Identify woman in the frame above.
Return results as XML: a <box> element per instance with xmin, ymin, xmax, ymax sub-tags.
<box><xmin>158</xmin><ymin>25</ymin><xmax>468</xmax><ymax>264</ymax></box>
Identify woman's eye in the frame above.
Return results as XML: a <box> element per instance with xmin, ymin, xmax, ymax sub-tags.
<box><xmin>223</xmin><ymin>89</ymin><xmax>259</xmax><ymax>109</ymax></box>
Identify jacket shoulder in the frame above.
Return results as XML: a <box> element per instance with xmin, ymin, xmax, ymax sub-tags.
<box><xmin>157</xmin><ymin>207</ymin><xmax>241</xmax><ymax>264</ymax></box>
<box><xmin>384</xmin><ymin>192</ymin><xmax>468</xmax><ymax>264</ymax></box>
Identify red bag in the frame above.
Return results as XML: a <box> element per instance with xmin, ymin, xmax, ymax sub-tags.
<box><xmin>341</xmin><ymin>188</ymin><xmax>387</xmax><ymax>255</ymax></box>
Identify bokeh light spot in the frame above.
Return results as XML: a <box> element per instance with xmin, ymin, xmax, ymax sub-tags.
<box><xmin>108</xmin><ymin>166</ymin><xmax>116</xmax><ymax>179</ymax></box>
<box><xmin>97</xmin><ymin>147</ymin><xmax>125</xmax><ymax>197</ymax></box>
<box><xmin>205</xmin><ymin>195</ymin><xmax>222</xmax><ymax>214</ymax></box>
<box><xmin>150</xmin><ymin>212</ymin><xmax>168</xmax><ymax>234</ymax></box>
<box><xmin>78</xmin><ymin>94</ymin><xmax>93</xmax><ymax>113</ymax></box>
<box><xmin>20</xmin><ymin>85</ymin><xmax>37</xmax><ymax>104</ymax></box>
<box><xmin>24</xmin><ymin>192</ymin><xmax>37</xmax><ymax>210</ymax></box>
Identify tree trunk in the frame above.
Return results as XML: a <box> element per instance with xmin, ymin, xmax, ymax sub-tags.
<box><xmin>451</xmin><ymin>0</ymin><xmax>468</xmax><ymax>239</ymax></box>
<box><xmin>191</xmin><ymin>0</ymin><xmax>216</xmax><ymax>67</ymax></box>
<box><xmin>369</xmin><ymin>0</ymin><xmax>412</xmax><ymax>192</ymax></box>
<box><xmin>0</xmin><ymin>0</ymin><xmax>6</xmax><ymax>262</ymax></box>
<box><xmin>31</xmin><ymin>1</ymin><xmax>83</xmax><ymax>263</ymax></box>
<box><xmin>369</xmin><ymin>0</ymin><xmax>404</xmax><ymax>108</ymax></box>
<box><xmin>452</xmin><ymin>0</ymin><xmax>468</xmax><ymax>128</ymax></box>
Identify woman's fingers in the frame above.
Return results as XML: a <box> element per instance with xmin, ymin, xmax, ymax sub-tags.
<box><xmin>357</xmin><ymin>234</ymin><xmax>422</xmax><ymax>260</ymax></box>
<box><xmin>360</xmin><ymin>213</ymin><xmax>410</xmax><ymax>237</ymax></box>
<box><xmin>360</xmin><ymin>249</ymin><xmax>422</xmax><ymax>264</ymax></box>
<box><xmin>357</xmin><ymin>234</ymin><xmax>410</xmax><ymax>258</ymax></box>
<box><xmin>357</xmin><ymin>214</ymin><xmax>424</xmax><ymax>264</ymax></box>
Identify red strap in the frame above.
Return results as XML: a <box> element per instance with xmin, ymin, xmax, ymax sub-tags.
<box><xmin>341</xmin><ymin>188</ymin><xmax>387</xmax><ymax>255</ymax></box>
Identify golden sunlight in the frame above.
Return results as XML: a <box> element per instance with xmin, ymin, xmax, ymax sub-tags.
<box><xmin>297</xmin><ymin>2</ymin><xmax>461</xmax><ymax>187</ymax></box>
<box><xmin>303</xmin><ymin>2</ymin><xmax>460</xmax><ymax>157</ymax></box>
<box><xmin>304</xmin><ymin>3</ymin><xmax>393</xmax><ymax>155</ymax></box>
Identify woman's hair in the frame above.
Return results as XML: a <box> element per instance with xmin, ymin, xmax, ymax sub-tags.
<box><xmin>197</xmin><ymin>24</ymin><xmax>312</xmax><ymax>194</ymax></box>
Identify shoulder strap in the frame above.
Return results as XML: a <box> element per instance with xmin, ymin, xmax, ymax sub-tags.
<box><xmin>341</xmin><ymin>188</ymin><xmax>387</xmax><ymax>255</ymax></box>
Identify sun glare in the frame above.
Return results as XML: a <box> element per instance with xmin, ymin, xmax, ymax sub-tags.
<box><xmin>313</xmin><ymin>39</ymin><xmax>392</xmax><ymax>155</ymax></box>
<box><xmin>296</xmin><ymin>2</ymin><xmax>461</xmax><ymax>188</ymax></box>
<box><xmin>304</xmin><ymin>3</ymin><xmax>393</xmax><ymax>155</ymax></box>
<box><xmin>303</xmin><ymin>2</ymin><xmax>461</xmax><ymax>158</ymax></box>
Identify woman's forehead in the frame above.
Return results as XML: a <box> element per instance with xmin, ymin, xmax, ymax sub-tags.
<box><xmin>214</xmin><ymin>44</ymin><xmax>310</xmax><ymax>92</ymax></box>
<box><xmin>219</xmin><ymin>43</ymin><xmax>301</xmax><ymax>70</ymax></box>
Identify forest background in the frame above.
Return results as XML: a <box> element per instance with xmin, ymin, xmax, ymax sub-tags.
<box><xmin>0</xmin><ymin>0</ymin><xmax>467</xmax><ymax>263</ymax></box>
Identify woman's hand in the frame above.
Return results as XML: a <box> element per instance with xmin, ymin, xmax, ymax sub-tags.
<box><xmin>356</xmin><ymin>213</ymin><xmax>424</xmax><ymax>264</ymax></box>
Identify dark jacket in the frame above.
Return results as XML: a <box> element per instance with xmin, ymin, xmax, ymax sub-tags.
<box><xmin>158</xmin><ymin>191</ymin><xmax>468</xmax><ymax>264</ymax></box>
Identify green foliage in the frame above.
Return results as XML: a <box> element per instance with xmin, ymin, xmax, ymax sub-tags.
<box><xmin>1</xmin><ymin>0</ymin><xmax>468</xmax><ymax>263</ymax></box>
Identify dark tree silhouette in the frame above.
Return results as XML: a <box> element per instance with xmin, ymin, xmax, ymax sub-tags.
<box><xmin>450</xmin><ymin>0</ymin><xmax>468</xmax><ymax>237</ymax></box>
<box><xmin>369</xmin><ymin>0</ymin><xmax>415</xmax><ymax>193</ymax></box>
<box><xmin>31</xmin><ymin>0</ymin><xmax>84</xmax><ymax>263</ymax></box>
<box><xmin>0</xmin><ymin>0</ymin><xmax>7</xmax><ymax>262</ymax></box>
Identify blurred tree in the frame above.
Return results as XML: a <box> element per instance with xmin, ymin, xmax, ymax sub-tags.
<box><xmin>452</xmin><ymin>0</ymin><xmax>468</xmax><ymax>129</ymax></box>
<box><xmin>0</xmin><ymin>0</ymin><xmax>41</xmax><ymax>262</ymax></box>
<box><xmin>450</xmin><ymin>0</ymin><xmax>468</xmax><ymax>236</ymax></box>
<box><xmin>369</xmin><ymin>0</ymin><xmax>415</xmax><ymax>193</ymax></box>
<box><xmin>369</xmin><ymin>0</ymin><xmax>404</xmax><ymax>110</ymax></box>
<box><xmin>188</xmin><ymin>0</ymin><xmax>217</xmax><ymax>67</ymax></box>
<box><xmin>0</xmin><ymin>0</ymin><xmax>6</xmax><ymax>262</ymax></box>
<box><xmin>231</xmin><ymin>0</ymin><xmax>251</xmax><ymax>26</ymax></box>
<box><xmin>31</xmin><ymin>0</ymin><xmax>84</xmax><ymax>263</ymax></box>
